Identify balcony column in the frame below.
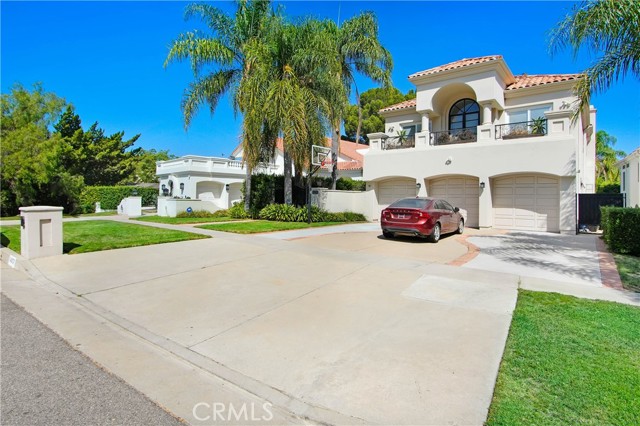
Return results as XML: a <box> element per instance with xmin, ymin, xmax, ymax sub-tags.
<box><xmin>421</xmin><ymin>112</ymin><xmax>430</xmax><ymax>131</ymax></box>
<box><xmin>482</xmin><ymin>103</ymin><xmax>492</xmax><ymax>125</ymax></box>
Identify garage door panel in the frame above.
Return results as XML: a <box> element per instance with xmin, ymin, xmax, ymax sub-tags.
<box><xmin>493</xmin><ymin>175</ymin><xmax>559</xmax><ymax>232</ymax></box>
<box><xmin>379</xmin><ymin>180</ymin><xmax>415</xmax><ymax>206</ymax></box>
<box><xmin>429</xmin><ymin>176</ymin><xmax>479</xmax><ymax>227</ymax></box>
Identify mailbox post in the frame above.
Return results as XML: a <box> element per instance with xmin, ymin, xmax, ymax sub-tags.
<box><xmin>19</xmin><ymin>206</ymin><xmax>64</xmax><ymax>259</ymax></box>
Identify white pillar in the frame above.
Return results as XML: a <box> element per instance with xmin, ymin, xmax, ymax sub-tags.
<box><xmin>482</xmin><ymin>103</ymin><xmax>492</xmax><ymax>125</ymax></box>
<box><xmin>19</xmin><ymin>206</ymin><xmax>64</xmax><ymax>259</ymax></box>
<box><xmin>478</xmin><ymin>178</ymin><xmax>492</xmax><ymax>228</ymax></box>
<box><xmin>421</xmin><ymin>112</ymin><xmax>430</xmax><ymax>132</ymax></box>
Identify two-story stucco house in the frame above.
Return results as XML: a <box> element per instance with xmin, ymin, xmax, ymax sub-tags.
<box><xmin>618</xmin><ymin>147</ymin><xmax>640</xmax><ymax>208</ymax></box>
<box><xmin>365</xmin><ymin>55</ymin><xmax>596</xmax><ymax>234</ymax></box>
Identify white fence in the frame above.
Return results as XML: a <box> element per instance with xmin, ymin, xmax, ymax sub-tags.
<box><xmin>312</xmin><ymin>189</ymin><xmax>376</xmax><ymax>221</ymax></box>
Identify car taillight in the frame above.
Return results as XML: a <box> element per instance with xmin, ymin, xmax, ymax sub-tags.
<box><xmin>383</xmin><ymin>211</ymin><xmax>391</xmax><ymax>218</ymax></box>
<box><xmin>419</xmin><ymin>211</ymin><xmax>430</xmax><ymax>219</ymax></box>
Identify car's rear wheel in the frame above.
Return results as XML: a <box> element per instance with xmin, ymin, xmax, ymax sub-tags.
<box><xmin>429</xmin><ymin>223</ymin><xmax>441</xmax><ymax>243</ymax></box>
<box><xmin>457</xmin><ymin>218</ymin><xmax>464</xmax><ymax>234</ymax></box>
<box><xmin>383</xmin><ymin>230</ymin><xmax>394</xmax><ymax>239</ymax></box>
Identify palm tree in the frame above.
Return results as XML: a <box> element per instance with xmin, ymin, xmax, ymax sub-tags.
<box><xmin>241</xmin><ymin>19</ymin><xmax>338</xmax><ymax>205</ymax></box>
<box><xmin>549</xmin><ymin>0</ymin><xmax>640</xmax><ymax>118</ymax></box>
<box><xmin>595</xmin><ymin>130</ymin><xmax>626</xmax><ymax>190</ymax></box>
<box><xmin>164</xmin><ymin>0</ymin><xmax>274</xmax><ymax>212</ymax></box>
<box><xmin>326</xmin><ymin>12</ymin><xmax>393</xmax><ymax>189</ymax></box>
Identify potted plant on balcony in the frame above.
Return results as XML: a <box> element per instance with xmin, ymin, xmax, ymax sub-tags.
<box><xmin>396</xmin><ymin>129</ymin><xmax>408</xmax><ymax>146</ymax></box>
<box><xmin>437</xmin><ymin>133</ymin><xmax>450</xmax><ymax>145</ymax></box>
<box><xmin>531</xmin><ymin>117</ymin><xmax>546</xmax><ymax>136</ymax></box>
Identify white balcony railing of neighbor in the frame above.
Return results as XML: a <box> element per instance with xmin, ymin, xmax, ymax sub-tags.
<box><xmin>157</xmin><ymin>156</ymin><xmax>278</xmax><ymax>174</ymax></box>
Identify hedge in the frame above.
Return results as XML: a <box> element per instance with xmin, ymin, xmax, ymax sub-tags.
<box><xmin>80</xmin><ymin>186</ymin><xmax>158</xmax><ymax>213</ymax></box>
<box><xmin>258</xmin><ymin>203</ymin><xmax>366</xmax><ymax>223</ymax></box>
<box><xmin>600</xmin><ymin>207</ymin><xmax>640</xmax><ymax>256</ymax></box>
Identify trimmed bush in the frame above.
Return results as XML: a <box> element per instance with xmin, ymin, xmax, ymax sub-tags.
<box><xmin>228</xmin><ymin>202</ymin><xmax>250</xmax><ymax>219</ymax></box>
<box><xmin>80</xmin><ymin>186</ymin><xmax>158</xmax><ymax>213</ymax></box>
<box><xmin>601</xmin><ymin>206</ymin><xmax>640</xmax><ymax>255</ymax></box>
<box><xmin>176</xmin><ymin>209</ymin><xmax>229</xmax><ymax>218</ymax></box>
<box><xmin>258</xmin><ymin>203</ymin><xmax>366</xmax><ymax>223</ymax></box>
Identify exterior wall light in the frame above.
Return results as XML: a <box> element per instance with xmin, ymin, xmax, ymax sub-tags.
<box><xmin>480</xmin><ymin>181</ymin><xmax>485</xmax><ymax>189</ymax></box>
<box><xmin>416</xmin><ymin>182</ymin><xmax>422</xmax><ymax>193</ymax></box>
<box><xmin>225</xmin><ymin>184</ymin><xmax>230</xmax><ymax>191</ymax></box>
<box><xmin>179</xmin><ymin>182</ymin><xmax>185</xmax><ymax>194</ymax></box>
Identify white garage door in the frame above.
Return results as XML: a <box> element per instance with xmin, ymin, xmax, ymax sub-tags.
<box><xmin>378</xmin><ymin>179</ymin><xmax>416</xmax><ymax>206</ymax></box>
<box><xmin>429</xmin><ymin>176</ymin><xmax>479</xmax><ymax>227</ymax></box>
<box><xmin>493</xmin><ymin>175</ymin><xmax>559</xmax><ymax>232</ymax></box>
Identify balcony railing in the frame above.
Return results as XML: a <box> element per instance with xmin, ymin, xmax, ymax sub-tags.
<box><xmin>382</xmin><ymin>135</ymin><xmax>415</xmax><ymax>150</ymax></box>
<box><xmin>495</xmin><ymin>119</ymin><xmax>547</xmax><ymax>140</ymax></box>
<box><xmin>430</xmin><ymin>127</ymin><xmax>477</xmax><ymax>146</ymax></box>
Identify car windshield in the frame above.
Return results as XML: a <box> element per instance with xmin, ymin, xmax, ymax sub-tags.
<box><xmin>389</xmin><ymin>198</ymin><xmax>431</xmax><ymax>209</ymax></box>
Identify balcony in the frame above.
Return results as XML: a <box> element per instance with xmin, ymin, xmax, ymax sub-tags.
<box><xmin>495</xmin><ymin>119</ymin><xmax>547</xmax><ymax>140</ymax></box>
<box><xmin>156</xmin><ymin>155</ymin><xmax>279</xmax><ymax>176</ymax></box>
<box><xmin>430</xmin><ymin>127</ymin><xmax>477</xmax><ymax>146</ymax></box>
<box><xmin>382</xmin><ymin>135</ymin><xmax>415</xmax><ymax>150</ymax></box>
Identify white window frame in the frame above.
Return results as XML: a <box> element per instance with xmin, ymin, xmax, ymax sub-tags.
<box><xmin>506</xmin><ymin>104</ymin><xmax>552</xmax><ymax>124</ymax></box>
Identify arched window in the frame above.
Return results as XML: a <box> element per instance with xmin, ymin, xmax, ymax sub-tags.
<box><xmin>449</xmin><ymin>99</ymin><xmax>480</xmax><ymax>131</ymax></box>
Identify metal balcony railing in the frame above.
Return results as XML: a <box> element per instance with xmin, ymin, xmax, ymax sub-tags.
<box><xmin>382</xmin><ymin>135</ymin><xmax>415</xmax><ymax>150</ymax></box>
<box><xmin>495</xmin><ymin>119</ymin><xmax>547</xmax><ymax>140</ymax></box>
<box><xmin>430</xmin><ymin>127</ymin><xmax>477</xmax><ymax>146</ymax></box>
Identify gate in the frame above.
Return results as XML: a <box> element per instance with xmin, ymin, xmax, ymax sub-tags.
<box><xmin>577</xmin><ymin>193</ymin><xmax>623</xmax><ymax>226</ymax></box>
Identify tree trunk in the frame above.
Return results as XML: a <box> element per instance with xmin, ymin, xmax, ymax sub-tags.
<box><xmin>244</xmin><ymin>166</ymin><xmax>252</xmax><ymax>213</ymax></box>
<box><xmin>284</xmin><ymin>147</ymin><xmax>293</xmax><ymax>205</ymax></box>
<box><xmin>331</xmin><ymin>119</ymin><xmax>340</xmax><ymax>190</ymax></box>
<box><xmin>355</xmin><ymin>89</ymin><xmax>362</xmax><ymax>146</ymax></box>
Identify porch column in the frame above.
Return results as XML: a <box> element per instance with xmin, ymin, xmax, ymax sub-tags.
<box><xmin>482</xmin><ymin>103</ymin><xmax>492</xmax><ymax>125</ymax></box>
<box><xmin>421</xmin><ymin>112</ymin><xmax>430</xmax><ymax>131</ymax></box>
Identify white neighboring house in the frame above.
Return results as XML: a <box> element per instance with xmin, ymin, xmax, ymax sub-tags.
<box><xmin>618</xmin><ymin>147</ymin><xmax>640</xmax><ymax>207</ymax></box>
<box><xmin>155</xmin><ymin>138</ymin><xmax>364</xmax><ymax>215</ymax></box>
<box><xmin>361</xmin><ymin>55</ymin><xmax>596</xmax><ymax>234</ymax></box>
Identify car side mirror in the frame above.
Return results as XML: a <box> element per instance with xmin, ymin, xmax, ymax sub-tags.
<box><xmin>454</xmin><ymin>207</ymin><xmax>460</xmax><ymax>212</ymax></box>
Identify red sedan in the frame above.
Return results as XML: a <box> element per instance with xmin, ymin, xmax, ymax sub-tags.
<box><xmin>380</xmin><ymin>197</ymin><xmax>465</xmax><ymax>242</ymax></box>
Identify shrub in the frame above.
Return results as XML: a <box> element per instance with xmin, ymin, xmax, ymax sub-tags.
<box><xmin>80</xmin><ymin>186</ymin><xmax>158</xmax><ymax>213</ymax></box>
<box><xmin>258</xmin><ymin>203</ymin><xmax>366</xmax><ymax>223</ymax></box>
<box><xmin>601</xmin><ymin>206</ymin><xmax>640</xmax><ymax>255</ymax></box>
<box><xmin>228</xmin><ymin>202</ymin><xmax>250</xmax><ymax>219</ymax></box>
<box><xmin>176</xmin><ymin>209</ymin><xmax>229</xmax><ymax>218</ymax></box>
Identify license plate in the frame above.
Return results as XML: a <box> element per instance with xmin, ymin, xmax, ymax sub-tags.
<box><xmin>397</xmin><ymin>214</ymin><xmax>407</xmax><ymax>219</ymax></box>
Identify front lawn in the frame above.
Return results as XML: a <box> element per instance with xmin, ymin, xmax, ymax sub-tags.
<box><xmin>486</xmin><ymin>290</ymin><xmax>640</xmax><ymax>426</ymax></box>
<box><xmin>613</xmin><ymin>253</ymin><xmax>640</xmax><ymax>292</ymax></box>
<box><xmin>197</xmin><ymin>220</ymin><xmax>343</xmax><ymax>234</ymax></box>
<box><xmin>0</xmin><ymin>220</ymin><xmax>208</xmax><ymax>254</ymax></box>
<box><xmin>133</xmin><ymin>215</ymin><xmax>238</xmax><ymax>225</ymax></box>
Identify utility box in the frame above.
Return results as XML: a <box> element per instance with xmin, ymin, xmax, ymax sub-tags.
<box><xmin>19</xmin><ymin>206</ymin><xmax>64</xmax><ymax>259</ymax></box>
<box><xmin>117</xmin><ymin>196</ymin><xmax>142</xmax><ymax>217</ymax></box>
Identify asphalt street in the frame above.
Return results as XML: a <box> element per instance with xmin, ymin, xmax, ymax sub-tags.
<box><xmin>0</xmin><ymin>294</ymin><xmax>184</xmax><ymax>426</ymax></box>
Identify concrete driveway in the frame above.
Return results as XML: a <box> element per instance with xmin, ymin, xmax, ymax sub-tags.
<box><xmin>463</xmin><ymin>231</ymin><xmax>602</xmax><ymax>286</ymax></box>
<box><xmin>2</xmin><ymin>224</ymin><xmax>518</xmax><ymax>426</ymax></box>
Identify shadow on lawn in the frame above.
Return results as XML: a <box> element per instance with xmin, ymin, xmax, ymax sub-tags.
<box><xmin>63</xmin><ymin>242</ymin><xmax>81</xmax><ymax>254</ymax></box>
<box><xmin>0</xmin><ymin>233</ymin><xmax>11</xmax><ymax>248</ymax></box>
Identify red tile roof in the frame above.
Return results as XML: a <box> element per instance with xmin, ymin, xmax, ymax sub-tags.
<box><xmin>275</xmin><ymin>137</ymin><xmax>364</xmax><ymax>170</ymax></box>
<box><xmin>379</xmin><ymin>99</ymin><xmax>417</xmax><ymax>113</ymax></box>
<box><xmin>409</xmin><ymin>55</ymin><xmax>502</xmax><ymax>79</ymax></box>
<box><xmin>506</xmin><ymin>74</ymin><xmax>582</xmax><ymax>90</ymax></box>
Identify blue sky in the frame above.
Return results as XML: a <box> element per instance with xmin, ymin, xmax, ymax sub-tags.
<box><xmin>2</xmin><ymin>1</ymin><xmax>639</xmax><ymax>156</ymax></box>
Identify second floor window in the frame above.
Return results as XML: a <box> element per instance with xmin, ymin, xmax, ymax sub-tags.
<box><xmin>449</xmin><ymin>99</ymin><xmax>479</xmax><ymax>130</ymax></box>
<box><xmin>508</xmin><ymin>104</ymin><xmax>551</xmax><ymax>123</ymax></box>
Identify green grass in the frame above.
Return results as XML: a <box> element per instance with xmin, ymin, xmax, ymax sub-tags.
<box><xmin>613</xmin><ymin>253</ymin><xmax>640</xmax><ymax>292</ymax></box>
<box><xmin>0</xmin><ymin>220</ymin><xmax>208</xmax><ymax>255</ymax></box>
<box><xmin>486</xmin><ymin>290</ymin><xmax>640</xmax><ymax>426</ymax></box>
<box><xmin>197</xmin><ymin>220</ymin><xmax>343</xmax><ymax>234</ymax></box>
<box><xmin>133</xmin><ymin>215</ymin><xmax>238</xmax><ymax>225</ymax></box>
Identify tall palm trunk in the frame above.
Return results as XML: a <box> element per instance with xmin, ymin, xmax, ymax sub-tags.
<box><xmin>331</xmin><ymin>118</ymin><xmax>340</xmax><ymax>189</ymax></box>
<box><xmin>284</xmin><ymin>147</ymin><xmax>293</xmax><ymax>205</ymax></box>
<box><xmin>355</xmin><ymin>90</ymin><xmax>362</xmax><ymax>146</ymax></box>
<box><xmin>244</xmin><ymin>166</ymin><xmax>252</xmax><ymax>213</ymax></box>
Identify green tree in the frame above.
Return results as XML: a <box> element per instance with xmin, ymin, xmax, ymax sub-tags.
<box><xmin>325</xmin><ymin>12</ymin><xmax>392</xmax><ymax>189</ymax></box>
<box><xmin>344</xmin><ymin>87</ymin><xmax>415</xmax><ymax>143</ymax></box>
<box><xmin>0</xmin><ymin>83</ymin><xmax>84</xmax><ymax>215</ymax></box>
<box><xmin>129</xmin><ymin>149</ymin><xmax>176</xmax><ymax>184</ymax></box>
<box><xmin>595</xmin><ymin>130</ymin><xmax>626</xmax><ymax>192</ymax></box>
<box><xmin>165</xmin><ymin>1</ymin><xmax>275</xmax><ymax>212</ymax></box>
<box><xmin>550</xmin><ymin>0</ymin><xmax>640</xmax><ymax>118</ymax></box>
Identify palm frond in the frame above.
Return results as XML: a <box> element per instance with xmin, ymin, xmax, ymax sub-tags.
<box><xmin>164</xmin><ymin>32</ymin><xmax>236</xmax><ymax>74</ymax></box>
<box><xmin>180</xmin><ymin>69</ymin><xmax>238</xmax><ymax>129</ymax></box>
